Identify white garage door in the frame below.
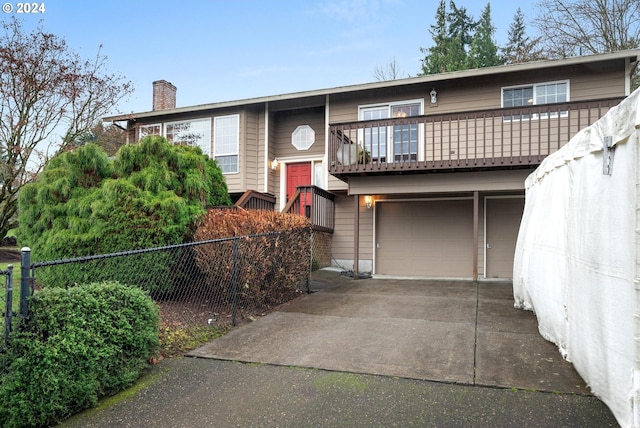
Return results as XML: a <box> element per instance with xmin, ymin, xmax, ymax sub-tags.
<box><xmin>375</xmin><ymin>200</ymin><xmax>474</xmax><ymax>277</ymax></box>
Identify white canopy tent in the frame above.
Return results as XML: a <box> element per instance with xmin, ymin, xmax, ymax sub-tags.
<box><xmin>514</xmin><ymin>88</ymin><xmax>640</xmax><ymax>427</ymax></box>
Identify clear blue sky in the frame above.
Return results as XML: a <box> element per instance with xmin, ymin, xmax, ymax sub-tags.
<box><xmin>5</xmin><ymin>0</ymin><xmax>537</xmax><ymax>116</ymax></box>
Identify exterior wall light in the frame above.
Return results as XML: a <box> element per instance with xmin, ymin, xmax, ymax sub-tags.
<box><xmin>271</xmin><ymin>159</ymin><xmax>279</xmax><ymax>171</ymax></box>
<box><xmin>430</xmin><ymin>88</ymin><xmax>437</xmax><ymax>104</ymax></box>
<box><xmin>364</xmin><ymin>195</ymin><xmax>373</xmax><ymax>209</ymax></box>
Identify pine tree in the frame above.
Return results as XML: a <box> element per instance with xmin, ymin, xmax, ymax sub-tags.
<box><xmin>502</xmin><ymin>8</ymin><xmax>544</xmax><ymax>64</ymax></box>
<box><xmin>420</xmin><ymin>0</ymin><xmax>476</xmax><ymax>74</ymax></box>
<box><xmin>420</xmin><ymin>0</ymin><xmax>449</xmax><ymax>74</ymax></box>
<box><xmin>467</xmin><ymin>3</ymin><xmax>502</xmax><ymax>68</ymax></box>
<box><xmin>445</xmin><ymin>0</ymin><xmax>475</xmax><ymax>71</ymax></box>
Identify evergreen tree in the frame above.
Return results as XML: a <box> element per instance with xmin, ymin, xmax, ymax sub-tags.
<box><xmin>502</xmin><ymin>8</ymin><xmax>545</xmax><ymax>64</ymax></box>
<box><xmin>420</xmin><ymin>0</ymin><xmax>449</xmax><ymax>74</ymax></box>
<box><xmin>16</xmin><ymin>136</ymin><xmax>232</xmax><ymax>260</ymax></box>
<box><xmin>420</xmin><ymin>0</ymin><xmax>480</xmax><ymax>74</ymax></box>
<box><xmin>444</xmin><ymin>0</ymin><xmax>475</xmax><ymax>71</ymax></box>
<box><xmin>467</xmin><ymin>3</ymin><xmax>502</xmax><ymax>68</ymax></box>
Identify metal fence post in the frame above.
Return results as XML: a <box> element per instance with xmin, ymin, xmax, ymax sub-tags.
<box><xmin>231</xmin><ymin>238</ymin><xmax>238</xmax><ymax>326</ymax></box>
<box><xmin>307</xmin><ymin>229</ymin><xmax>312</xmax><ymax>293</ymax></box>
<box><xmin>3</xmin><ymin>265</ymin><xmax>13</xmax><ymax>349</ymax></box>
<box><xmin>20</xmin><ymin>247</ymin><xmax>31</xmax><ymax>318</ymax></box>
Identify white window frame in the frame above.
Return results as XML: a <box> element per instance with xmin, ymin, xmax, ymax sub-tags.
<box><xmin>358</xmin><ymin>99</ymin><xmax>425</xmax><ymax>162</ymax></box>
<box><xmin>164</xmin><ymin>118</ymin><xmax>212</xmax><ymax>156</ymax></box>
<box><xmin>214</xmin><ymin>114</ymin><xmax>240</xmax><ymax>174</ymax></box>
<box><xmin>292</xmin><ymin>125</ymin><xmax>315</xmax><ymax>150</ymax></box>
<box><xmin>501</xmin><ymin>80</ymin><xmax>570</xmax><ymax>121</ymax></box>
<box><xmin>138</xmin><ymin>123</ymin><xmax>162</xmax><ymax>140</ymax></box>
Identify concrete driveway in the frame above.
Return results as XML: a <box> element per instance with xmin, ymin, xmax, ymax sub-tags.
<box><xmin>189</xmin><ymin>269</ymin><xmax>588</xmax><ymax>394</ymax></box>
<box><xmin>60</xmin><ymin>269</ymin><xmax>616</xmax><ymax>428</ymax></box>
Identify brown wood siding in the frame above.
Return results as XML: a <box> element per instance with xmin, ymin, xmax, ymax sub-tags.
<box><xmin>262</xmin><ymin>108</ymin><xmax>277</xmax><ymax>197</ymax></box>
<box><xmin>327</xmin><ymin>174</ymin><xmax>348</xmax><ymax>191</ymax></box>
<box><xmin>243</xmin><ymin>106</ymin><xmax>262</xmax><ymax>191</ymax></box>
<box><xmin>331</xmin><ymin>194</ymin><xmax>373</xmax><ymax>263</ymax></box>
<box><xmin>328</xmin><ymin>63</ymin><xmax>626</xmax><ymax>124</ymax></box>
<box><xmin>273</xmin><ymin>106</ymin><xmax>325</xmax><ymax>158</ymax></box>
<box><xmin>348</xmin><ymin>169</ymin><xmax>532</xmax><ymax>195</ymax></box>
<box><xmin>331</xmin><ymin>194</ymin><xmax>355</xmax><ymax>262</ymax></box>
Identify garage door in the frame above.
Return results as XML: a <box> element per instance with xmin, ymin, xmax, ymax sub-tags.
<box><xmin>485</xmin><ymin>197</ymin><xmax>524</xmax><ymax>279</ymax></box>
<box><xmin>375</xmin><ymin>200</ymin><xmax>474</xmax><ymax>277</ymax></box>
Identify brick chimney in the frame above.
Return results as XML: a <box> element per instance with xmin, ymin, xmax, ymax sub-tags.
<box><xmin>152</xmin><ymin>80</ymin><xmax>177</xmax><ymax>111</ymax></box>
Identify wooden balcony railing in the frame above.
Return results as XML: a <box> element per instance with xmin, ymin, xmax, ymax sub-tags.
<box><xmin>283</xmin><ymin>185</ymin><xmax>335</xmax><ymax>233</ymax></box>
<box><xmin>235</xmin><ymin>189</ymin><xmax>276</xmax><ymax>211</ymax></box>
<box><xmin>329</xmin><ymin>97</ymin><xmax>624</xmax><ymax>178</ymax></box>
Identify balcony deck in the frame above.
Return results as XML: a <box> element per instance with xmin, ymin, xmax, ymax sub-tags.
<box><xmin>328</xmin><ymin>97</ymin><xmax>624</xmax><ymax>180</ymax></box>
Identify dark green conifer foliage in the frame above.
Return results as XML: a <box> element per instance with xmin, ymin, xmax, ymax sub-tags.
<box><xmin>467</xmin><ymin>3</ymin><xmax>501</xmax><ymax>69</ymax></box>
<box><xmin>17</xmin><ymin>137</ymin><xmax>231</xmax><ymax>281</ymax></box>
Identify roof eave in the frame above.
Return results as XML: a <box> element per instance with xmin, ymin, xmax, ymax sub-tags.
<box><xmin>104</xmin><ymin>49</ymin><xmax>640</xmax><ymax>123</ymax></box>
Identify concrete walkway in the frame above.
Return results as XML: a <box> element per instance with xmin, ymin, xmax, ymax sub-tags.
<box><xmin>59</xmin><ymin>269</ymin><xmax>618</xmax><ymax>427</ymax></box>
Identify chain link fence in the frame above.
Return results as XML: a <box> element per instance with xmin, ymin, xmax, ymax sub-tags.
<box><xmin>1</xmin><ymin>227</ymin><xmax>334</xmax><ymax>362</ymax></box>
<box><xmin>29</xmin><ymin>229</ymin><xmax>311</xmax><ymax>330</ymax></box>
<box><xmin>311</xmin><ymin>230</ymin><xmax>333</xmax><ymax>270</ymax></box>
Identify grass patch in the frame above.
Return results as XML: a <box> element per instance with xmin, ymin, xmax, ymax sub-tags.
<box><xmin>157</xmin><ymin>323</ymin><xmax>228</xmax><ymax>359</ymax></box>
<box><xmin>313</xmin><ymin>372</ymin><xmax>369</xmax><ymax>395</ymax></box>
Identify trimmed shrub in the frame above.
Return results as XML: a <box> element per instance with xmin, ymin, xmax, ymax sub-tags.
<box><xmin>0</xmin><ymin>282</ymin><xmax>159</xmax><ymax>428</ymax></box>
<box><xmin>193</xmin><ymin>209</ymin><xmax>312</xmax><ymax>309</ymax></box>
<box><xmin>16</xmin><ymin>137</ymin><xmax>231</xmax><ymax>292</ymax></box>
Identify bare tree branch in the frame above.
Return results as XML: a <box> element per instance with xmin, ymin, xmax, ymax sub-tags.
<box><xmin>0</xmin><ymin>18</ymin><xmax>133</xmax><ymax>240</ymax></box>
<box><xmin>373</xmin><ymin>57</ymin><xmax>405</xmax><ymax>81</ymax></box>
<box><xmin>535</xmin><ymin>0</ymin><xmax>640</xmax><ymax>57</ymax></box>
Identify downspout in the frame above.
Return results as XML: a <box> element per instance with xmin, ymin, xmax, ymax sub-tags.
<box><xmin>354</xmin><ymin>193</ymin><xmax>360</xmax><ymax>280</ymax></box>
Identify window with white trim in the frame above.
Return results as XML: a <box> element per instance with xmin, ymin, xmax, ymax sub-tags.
<box><xmin>165</xmin><ymin>118</ymin><xmax>212</xmax><ymax>156</ymax></box>
<box><xmin>139</xmin><ymin>124</ymin><xmax>161</xmax><ymax>139</ymax></box>
<box><xmin>292</xmin><ymin>125</ymin><xmax>315</xmax><ymax>150</ymax></box>
<box><xmin>214</xmin><ymin>114</ymin><xmax>239</xmax><ymax>174</ymax></box>
<box><xmin>502</xmin><ymin>80</ymin><xmax>569</xmax><ymax>120</ymax></box>
<box><xmin>314</xmin><ymin>161</ymin><xmax>324</xmax><ymax>188</ymax></box>
<box><xmin>359</xmin><ymin>100</ymin><xmax>423</xmax><ymax>162</ymax></box>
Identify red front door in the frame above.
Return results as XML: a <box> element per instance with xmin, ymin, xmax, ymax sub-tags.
<box><xmin>286</xmin><ymin>162</ymin><xmax>312</xmax><ymax>216</ymax></box>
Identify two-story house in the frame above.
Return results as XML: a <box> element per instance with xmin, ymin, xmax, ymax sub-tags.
<box><xmin>105</xmin><ymin>50</ymin><xmax>639</xmax><ymax>281</ymax></box>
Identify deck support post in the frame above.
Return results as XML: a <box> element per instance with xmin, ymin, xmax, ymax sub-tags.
<box><xmin>353</xmin><ymin>194</ymin><xmax>360</xmax><ymax>280</ymax></box>
<box><xmin>473</xmin><ymin>191</ymin><xmax>479</xmax><ymax>282</ymax></box>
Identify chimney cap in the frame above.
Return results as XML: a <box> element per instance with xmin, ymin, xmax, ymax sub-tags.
<box><xmin>153</xmin><ymin>79</ymin><xmax>176</xmax><ymax>88</ymax></box>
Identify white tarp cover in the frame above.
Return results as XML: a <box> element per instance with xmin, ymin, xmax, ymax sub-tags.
<box><xmin>513</xmin><ymin>88</ymin><xmax>640</xmax><ymax>427</ymax></box>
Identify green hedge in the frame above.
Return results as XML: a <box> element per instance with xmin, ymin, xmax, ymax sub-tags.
<box><xmin>0</xmin><ymin>281</ymin><xmax>159</xmax><ymax>428</ymax></box>
<box><xmin>16</xmin><ymin>137</ymin><xmax>232</xmax><ymax>293</ymax></box>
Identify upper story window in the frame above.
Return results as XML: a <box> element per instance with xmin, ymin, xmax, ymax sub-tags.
<box><xmin>165</xmin><ymin>118</ymin><xmax>212</xmax><ymax>156</ymax></box>
<box><xmin>139</xmin><ymin>124</ymin><xmax>161</xmax><ymax>139</ymax></box>
<box><xmin>359</xmin><ymin>100</ymin><xmax>423</xmax><ymax>162</ymax></box>
<box><xmin>502</xmin><ymin>80</ymin><xmax>569</xmax><ymax>121</ymax></box>
<box><xmin>214</xmin><ymin>114</ymin><xmax>239</xmax><ymax>174</ymax></box>
<box><xmin>137</xmin><ymin>116</ymin><xmax>237</xmax><ymax>174</ymax></box>
<box><xmin>292</xmin><ymin>125</ymin><xmax>315</xmax><ymax>150</ymax></box>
